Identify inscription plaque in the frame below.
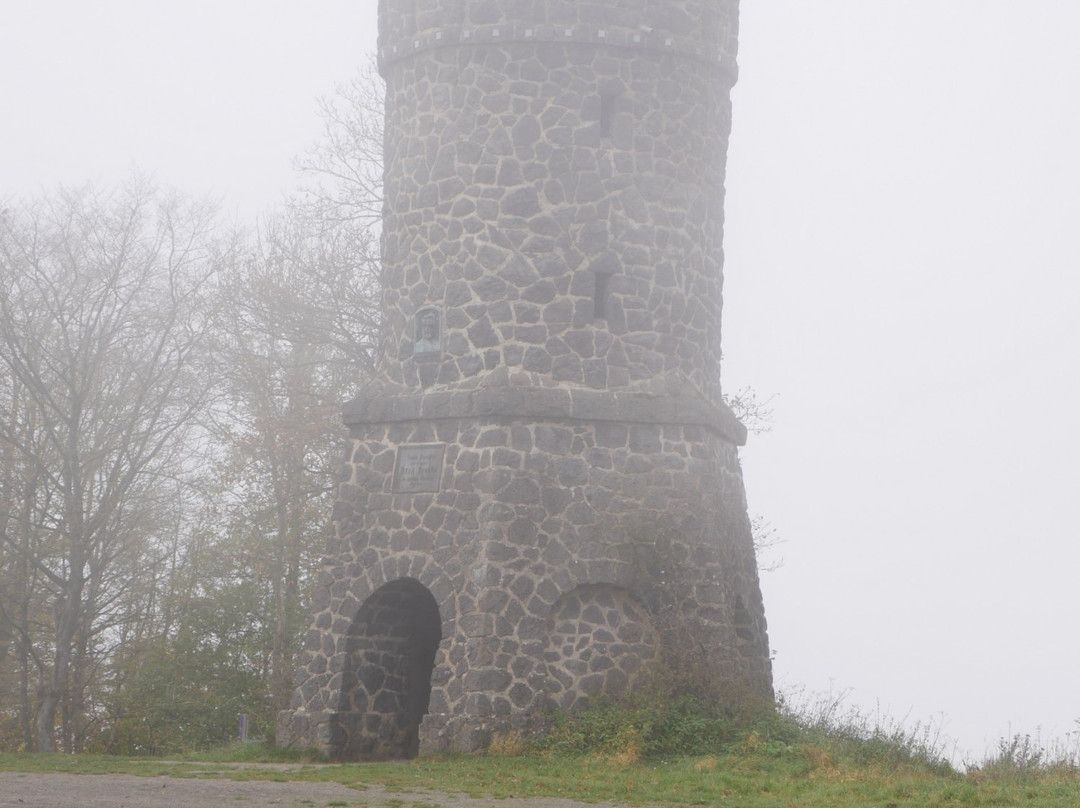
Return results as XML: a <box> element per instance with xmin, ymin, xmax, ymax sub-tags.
<box><xmin>392</xmin><ymin>444</ymin><xmax>445</xmax><ymax>493</ymax></box>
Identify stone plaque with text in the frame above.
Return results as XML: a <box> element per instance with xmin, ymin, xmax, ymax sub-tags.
<box><xmin>392</xmin><ymin>444</ymin><xmax>445</xmax><ymax>493</ymax></box>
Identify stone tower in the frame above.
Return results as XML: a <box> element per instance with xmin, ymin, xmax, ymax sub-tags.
<box><xmin>277</xmin><ymin>0</ymin><xmax>771</xmax><ymax>758</ymax></box>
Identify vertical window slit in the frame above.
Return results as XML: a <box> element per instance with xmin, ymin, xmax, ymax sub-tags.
<box><xmin>593</xmin><ymin>272</ymin><xmax>611</xmax><ymax>320</ymax></box>
<box><xmin>599</xmin><ymin>93</ymin><xmax>617</xmax><ymax>139</ymax></box>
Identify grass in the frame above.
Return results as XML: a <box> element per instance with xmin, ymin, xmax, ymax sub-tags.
<box><xmin>1</xmin><ymin>692</ymin><xmax>1078</xmax><ymax>807</ymax></box>
<box><xmin>2</xmin><ymin>748</ymin><xmax>1079</xmax><ymax>807</ymax></box>
<box><xmin>1</xmin><ymin>745</ymin><xmax>1078</xmax><ymax>807</ymax></box>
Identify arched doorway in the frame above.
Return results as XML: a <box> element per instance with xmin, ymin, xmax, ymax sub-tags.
<box><xmin>335</xmin><ymin>578</ymin><xmax>441</xmax><ymax>758</ymax></box>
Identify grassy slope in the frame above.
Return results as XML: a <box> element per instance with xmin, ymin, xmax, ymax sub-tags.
<box><xmin>3</xmin><ymin>688</ymin><xmax>1075</xmax><ymax>806</ymax></box>
<box><xmin>1</xmin><ymin>748</ymin><xmax>1077</xmax><ymax>807</ymax></box>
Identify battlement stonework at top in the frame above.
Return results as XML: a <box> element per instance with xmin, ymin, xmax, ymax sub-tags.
<box><xmin>378</xmin><ymin>1</ymin><xmax>738</xmax><ymax>67</ymax></box>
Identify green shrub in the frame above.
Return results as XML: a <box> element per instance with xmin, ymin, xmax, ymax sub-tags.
<box><xmin>971</xmin><ymin>730</ymin><xmax>1080</xmax><ymax>781</ymax></box>
<box><xmin>538</xmin><ymin>676</ymin><xmax>956</xmax><ymax>779</ymax></box>
<box><xmin>537</xmin><ymin>661</ymin><xmax>786</xmax><ymax>760</ymax></box>
<box><xmin>777</xmin><ymin>688</ymin><xmax>956</xmax><ymax>775</ymax></box>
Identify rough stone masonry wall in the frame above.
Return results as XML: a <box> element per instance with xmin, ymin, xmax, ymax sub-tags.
<box><xmin>288</xmin><ymin>400</ymin><xmax>768</xmax><ymax>753</ymax></box>
<box><xmin>278</xmin><ymin>0</ymin><xmax>770</xmax><ymax>758</ymax></box>
<box><xmin>373</xmin><ymin>0</ymin><xmax>739</xmax><ymax>408</ymax></box>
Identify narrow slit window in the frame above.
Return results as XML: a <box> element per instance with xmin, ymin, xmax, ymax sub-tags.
<box><xmin>599</xmin><ymin>93</ymin><xmax>618</xmax><ymax>139</ymax></box>
<box><xmin>593</xmin><ymin>272</ymin><xmax>611</xmax><ymax>319</ymax></box>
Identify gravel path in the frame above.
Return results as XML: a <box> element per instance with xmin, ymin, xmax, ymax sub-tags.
<box><xmin>0</xmin><ymin>771</ymin><xmax>637</xmax><ymax>808</ymax></box>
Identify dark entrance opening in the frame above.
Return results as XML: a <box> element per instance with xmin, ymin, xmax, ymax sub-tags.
<box><xmin>335</xmin><ymin>578</ymin><xmax>441</xmax><ymax>759</ymax></box>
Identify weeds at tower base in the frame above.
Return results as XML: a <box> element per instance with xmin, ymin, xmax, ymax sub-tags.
<box><xmin>533</xmin><ymin>555</ymin><xmax>776</xmax><ymax>761</ymax></box>
<box><xmin>515</xmin><ymin>679</ymin><xmax>962</xmax><ymax>776</ymax></box>
<box><xmin>508</xmin><ymin>524</ymin><xmax>780</xmax><ymax>762</ymax></box>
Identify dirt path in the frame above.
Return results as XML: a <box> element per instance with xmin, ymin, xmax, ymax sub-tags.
<box><xmin>0</xmin><ymin>771</ymin><xmax>640</xmax><ymax>808</ymax></box>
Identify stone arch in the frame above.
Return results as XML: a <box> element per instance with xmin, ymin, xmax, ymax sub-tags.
<box><xmin>544</xmin><ymin>584</ymin><xmax>659</xmax><ymax>712</ymax></box>
<box><xmin>335</xmin><ymin>578</ymin><xmax>441</xmax><ymax>759</ymax></box>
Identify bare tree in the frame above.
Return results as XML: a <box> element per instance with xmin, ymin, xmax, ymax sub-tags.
<box><xmin>723</xmin><ymin>386</ymin><xmax>776</xmax><ymax>438</ymax></box>
<box><xmin>722</xmin><ymin>387</ymin><xmax>784</xmax><ymax>572</ymax></box>
<box><xmin>208</xmin><ymin>210</ymin><xmax>379</xmax><ymax>714</ymax></box>
<box><xmin>201</xmin><ymin>62</ymin><xmax>387</xmax><ymax>714</ymax></box>
<box><xmin>0</xmin><ymin>62</ymin><xmax>385</xmax><ymax>752</ymax></box>
<box><xmin>293</xmin><ymin>60</ymin><xmax>385</xmax><ymax>229</ymax></box>
<box><xmin>0</xmin><ymin>179</ymin><xmax>226</xmax><ymax>751</ymax></box>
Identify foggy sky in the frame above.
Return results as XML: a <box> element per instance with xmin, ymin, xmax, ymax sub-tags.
<box><xmin>4</xmin><ymin>0</ymin><xmax>1079</xmax><ymax>762</ymax></box>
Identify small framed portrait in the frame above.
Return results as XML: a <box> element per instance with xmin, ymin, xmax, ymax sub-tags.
<box><xmin>413</xmin><ymin>307</ymin><xmax>441</xmax><ymax>356</ymax></box>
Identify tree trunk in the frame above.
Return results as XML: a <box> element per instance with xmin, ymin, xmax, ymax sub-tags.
<box><xmin>34</xmin><ymin>571</ymin><xmax>83</xmax><ymax>752</ymax></box>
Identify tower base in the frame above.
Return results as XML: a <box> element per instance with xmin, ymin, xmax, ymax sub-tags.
<box><xmin>276</xmin><ymin>388</ymin><xmax>771</xmax><ymax>759</ymax></box>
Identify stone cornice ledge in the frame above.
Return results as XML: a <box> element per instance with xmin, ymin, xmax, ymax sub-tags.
<box><xmin>342</xmin><ymin>388</ymin><xmax>747</xmax><ymax>446</ymax></box>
